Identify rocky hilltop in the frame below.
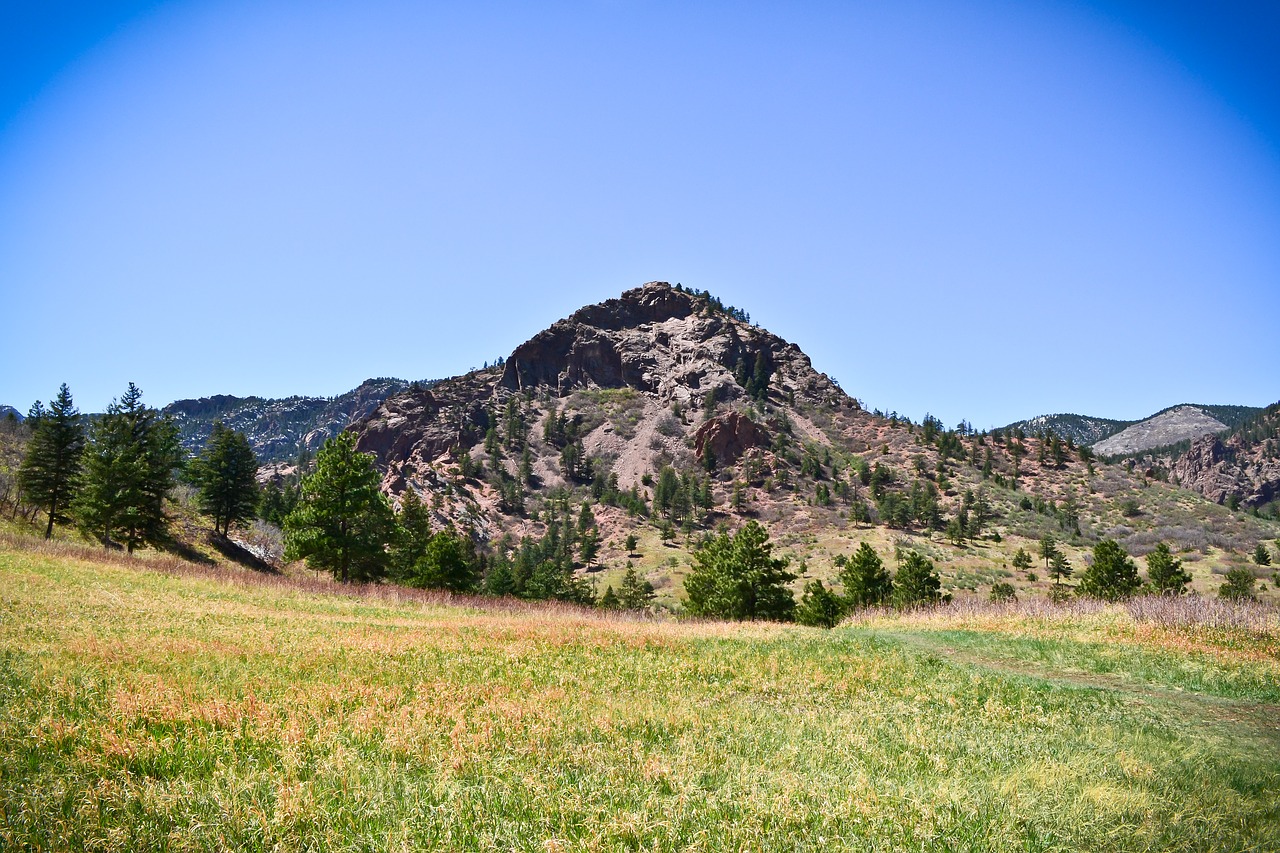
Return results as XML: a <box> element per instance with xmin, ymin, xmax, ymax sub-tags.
<box><xmin>1093</xmin><ymin>406</ymin><xmax>1229</xmax><ymax>457</ymax></box>
<box><xmin>165</xmin><ymin>377</ymin><xmax>433</xmax><ymax>463</ymax></box>
<box><xmin>355</xmin><ymin>282</ymin><xmax>854</xmax><ymax>515</ymax></box>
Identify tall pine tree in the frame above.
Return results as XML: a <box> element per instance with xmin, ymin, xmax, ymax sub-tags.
<box><xmin>189</xmin><ymin>421</ymin><xmax>259</xmax><ymax>536</ymax></box>
<box><xmin>74</xmin><ymin>383</ymin><xmax>181</xmax><ymax>553</ymax></box>
<box><xmin>19</xmin><ymin>383</ymin><xmax>84</xmax><ymax>539</ymax></box>
<box><xmin>283</xmin><ymin>432</ymin><xmax>393</xmax><ymax>583</ymax></box>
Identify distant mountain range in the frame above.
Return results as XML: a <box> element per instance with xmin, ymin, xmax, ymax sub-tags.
<box><xmin>1002</xmin><ymin>404</ymin><xmax>1263</xmax><ymax>457</ymax></box>
<box><xmin>160</xmin><ymin>377</ymin><xmax>438</xmax><ymax>464</ymax></box>
<box><xmin>0</xmin><ymin>405</ymin><xmax>21</xmax><ymax>422</ymax></box>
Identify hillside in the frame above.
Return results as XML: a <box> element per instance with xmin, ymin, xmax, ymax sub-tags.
<box><xmin>1092</xmin><ymin>405</ymin><xmax>1230</xmax><ymax>457</ymax></box>
<box><xmin>0</xmin><ymin>405</ymin><xmax>20</xmax><ymax>422</ymax></box>
<box><xmin>349</xmin><ymin>282</ymin><xmax>1280</xmax><ymax>606</ymax></box>
<box><xmin>1000</xmin><ymin>412</ymin><xmax>1131</xmax><ymax>447</ymax></box>
<box><xmin>3</xmin><ymin>539</ymin><xmax>1278</xmax><ymax>850</ymax></box>
<box><xmin>163</xmin><ymin>376</ymin><xmax>436</xmax><ymax>464</ymax></box>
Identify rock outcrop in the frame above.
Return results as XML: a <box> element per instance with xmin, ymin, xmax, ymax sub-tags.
<box><xmin>694</xmin><ymin>412</ymin><xmax>770</xmax><ymax>467</ymax></box>
<box><xmin>1170</xmin><ymin>431</ymin><xmax>1280</xmax><ymax>508</ymax></box>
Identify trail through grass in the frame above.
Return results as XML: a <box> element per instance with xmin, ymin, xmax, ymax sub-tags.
<box><xmin>2</xmin><ymin>544</ymin><xmax>1279</xmax><ymax>851</ymax></box>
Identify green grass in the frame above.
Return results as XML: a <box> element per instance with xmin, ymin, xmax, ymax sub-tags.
<box><xmin>3</xmin><ymin>541</ymin><xmax>1279</xmax><ymax>851</ymax></box>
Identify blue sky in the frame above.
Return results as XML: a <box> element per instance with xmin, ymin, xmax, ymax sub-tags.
<box><xmin>2</xmin><ymin>0</ymin><xmax>1278</xmax><ymax>429</ymax></box>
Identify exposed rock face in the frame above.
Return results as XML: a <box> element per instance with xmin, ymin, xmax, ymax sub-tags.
<box><xmin>1092</xmin><ymin>406</ymin><xmax>1228</xmax><ymax>457</ymax></box>
<box><xmin>694</xmin><ymin>412</ymin><xmax>770</xmax><ymax>467</ymax></box>
<box><xmin>499</xmin><ymin>282</ymin><xmax>850</xmax><ymax>410</ymax></box>
<box><xmin>1170</xmin><ymin>432</ymin><xmax>1280</xmax><ymax>508</ymax></box>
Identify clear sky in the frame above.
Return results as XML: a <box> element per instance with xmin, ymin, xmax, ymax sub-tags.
<box><xmin>2</xmin><ymin>0</ymin><xmax>1278</xmax><ymax>429</ymax></box>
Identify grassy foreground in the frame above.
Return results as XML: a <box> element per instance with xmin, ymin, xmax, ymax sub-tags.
<box><xmin>2</xmin><ymin>542</ymin><xmax>1278</xmax><ymax>851</ymax></box>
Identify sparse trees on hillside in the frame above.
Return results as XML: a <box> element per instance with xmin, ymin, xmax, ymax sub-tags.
<box><xmin>74</xmin><ymin>383</ymin><xmax>181</xmax><ymax>553</ymax></box>
<box><xmin>188</xmin><ymin>421</ymin><xmax>259</xmax><ymax>537</ymax></box>
<box><xmin>283</xmin><ymin>432</ymin><xmax>394</xmax><ymax>583</ymax></box>
<box><xmin>18</xmin><ymin>383</ymin><xmax>84</xmax><ymax>539</ymax></box>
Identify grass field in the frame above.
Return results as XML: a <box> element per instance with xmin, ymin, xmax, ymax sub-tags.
<box><xmin>2</xmin><ymin>539</ymin><xmax>1279</xmax><ymax>851</ymax></box>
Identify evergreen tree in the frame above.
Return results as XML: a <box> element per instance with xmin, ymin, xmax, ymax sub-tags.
<box><xmin>795</xmin><ymin>580</ymin><xmax>846</xmax><ymax>628</ymax></box>
<box><xmin>1146</xmin><ymin>542</ymin><xmax>1191</xmax><ymax>596</ymax></box>
<box><xmin>1048</xmin><ymin>550</ymin><xmax>1073</xmax><ymax>587</ymax></box>
<box><xmin>1218</xmin><ymin>567</ymin><xmax>1257</xmax><ymax>601</ymax></box>
<box><xmin>618</xmin><ymin>565</ymin><xmax>656</xmax><ymax>610</ymax></box>
<box><xmin>188</xmin><ymin>421</ymin><xmax>259</xmax><ymax>536</ymax></box>
<box><xmin>891</xmin><ymin>550</ymin><xmax>943</xmax><ymax>609</ymax></box>
<box><xmin>1254</xmin><ymin>543</ymin><xmax>1272</xmax><ymax>567</ymax></box>
<box><xmin>1078</xmin><ymin>539</ymin><xmax>1141</xmax><ymax>601</ymax></box>
<box><xmin>989</xmin><ymin>581</ymin><xmax>1016</xmax><ymax>602</ymax></box>
<box><xmin>74</xmin><ymin>383</ymin><xmax>181</xmax><ymax>553</ymax></box>
<box><xmin>413</xmin><ymin>530</ymin><xmax>479</xmax><ymax>593</ymax></box>
<box><xmin>683</xmin><ymin>521</ymin><xmax>795</xmax><ymax>621</ymax></box>
<box><xmin>1011</xmin><ymin>548</ymin><xmax>1033</xmax><ymax>572</ymax></box>
<box><xmin>1038</xmin><ymin>534</ymin><xmax>1059</xmax><ymax>571</ymax></box>
<box><xmin>390</xmin><ymin>487</ymin><xmax>433</xmax><ymax>582</ymax></box>
<box><xmin>838</xmin><ymin>542</ymin><xmax>892</xmax><ymax>609</ymax></box>
<box><xmin>624</xmin><ymin>533</ymin><xmax>639</xmax><ymax>554</ymax></box>
<box><xmin>599</xmin><ymin>586</ymin><xmax>621</xmax><ymax>610</ymax></box>
<box><xmin>18</xmin><ymin>383</ymin><xmax>84</xmax><ymax>539</ymax></box>
<box><xmin>283</xmin><ymin>432</ymin><xmax>394</xmax><ymax>583</ymax></box>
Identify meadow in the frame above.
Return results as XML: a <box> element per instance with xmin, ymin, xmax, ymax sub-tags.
<box><xmin>2</xmin><ymin>538</ymin><xmax>1278</xmax><ymax>851</ymax></box>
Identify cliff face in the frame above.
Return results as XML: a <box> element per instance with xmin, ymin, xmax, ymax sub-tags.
<box><xmin>1169</xmin><ymin>417</ymin><xmax>1280</xmax><ymax>508</ymax></box>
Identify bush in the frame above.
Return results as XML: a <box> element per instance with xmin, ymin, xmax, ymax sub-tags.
<box><xmin>989</xmin><ymin>582</ymin><xmax>1016</xmax><ymax>603</ymax></box>
<box><xmin>1219</xmin><ymin>568</ymin><xmax>1257</xmax><ymax>602</ymax></box>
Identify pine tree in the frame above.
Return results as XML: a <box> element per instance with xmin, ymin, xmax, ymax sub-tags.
<box><xmin>390</xmin><ymin>487</ymin><xmax>433</xmax><ymax>582</ymax></box>
<box><xmin>599</xmin><ymin>586</ymin><xmax>621</xmax><ymax>610</ymax></box>
<box><xmin>1218</xmin><ymin>567</ymin><xmax>1257</xmax><ymax>601</ymax></box>
<box><xmin>1146</xmin><ymin>542</ymin><xmax>1190</xmax><ymax>595</ymax></box>
<box><xmin>74</xmin><ymin>383</ymin><xmax>181</xmax><ymax>553</ymax></box>
<box><xmin>624</xmin><ymin>533</ymin><xmax>638</xmax><ymax>555</ymax></box>
<box><xmin>1048</xmin><ymin>550</ymin><xmax>1073</xmax><ymax>587</ymax></box>
<box><xmin>413</xmin><ymin>530</ymin><xmax>479</xmax><ymax>593</ymax></box>
<box><xmin>1078</xmin><ymin>539</ymin><xmax>1141</xmax><ymax>601</ymax></box>
<box><xmin>189</xmin><ymin>421</ymin><xmax>259</xmax><ymax>537</ymax></box>
<box><xmin>1254</xmin><ymin>543</ymin><xmax>1272</xmax><ymax>567</ymax></box>
<box><xmin>838</xmin><ymin>542</ymin><xmax>892</xmax><ymax>609</ymax></box>
<box><xmin>1011</xmin><ymin>548</ymin><xmax>1033</xmax><ymax>572</ymax></box>
<box><xmin>1039</xmin><ymin>534</ymin><xmax>1058</xmax><ymax>572</ymax></box>
<box><xmin>683</xmin><ymin>521</ymin><xmax>795</xmax><ymax>621</ymax></box>
<box><xmin>891</xmin><ymin>551</ymin><xmax>943</xmax><ymax>609</ymax></box>
<box><xmin>795</xmin><ymin>580</ymin><xmax>846</xmax><ymax>628</ymax></box>
<box><xmin>18</xmin><ymin>384</ymin><xmax>84</xmax><ymax>539</ymax></box>
<box><xmin>618</xmin><ymin>565</ymin><xmax>656</xmax><ymax>610</ymax></box>
<box><xmin>283</xmin><ymin>432</ymin><xmax>394</xmax><ymax>583</ymax></box>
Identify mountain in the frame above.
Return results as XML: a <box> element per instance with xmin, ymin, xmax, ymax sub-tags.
<box><xmin>1000</xmin><ymin>413</ymin><xmax>1131</xmax><ymax>447</ymax></box>
<box><xmin>1091</xmin><ymin>406</ymin><xmax>1231</xmax><ymax>457</ymax></box>
<box><xmin>348</xmin><ymin>282</ymin><xmax>1278</xmax><ymax>602</ymax></box>
<box><xmin>0</xmin><ymin>406</ymin><xmax>21</xmax><ymax>422</ymax></box>
<box><xmin>164</xmin><ymin>377</ymin><xmax>436</xmax><ymax>464</ymax></box>
<box><xmin>1005</xmin><ymin>403</ymin><xmax>1264</xmax><ymax>458</ymax></box>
